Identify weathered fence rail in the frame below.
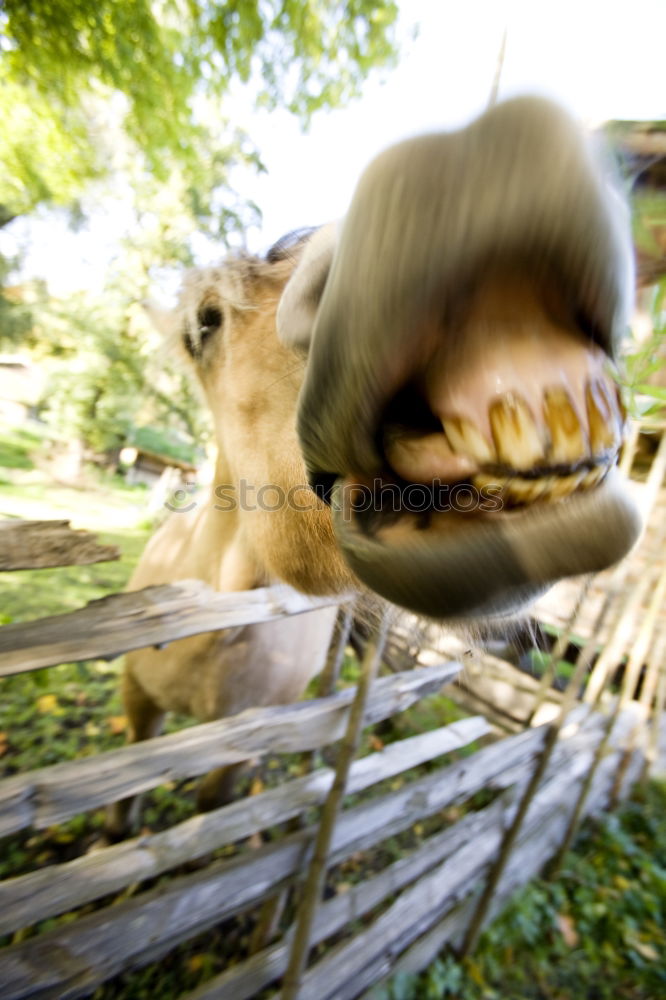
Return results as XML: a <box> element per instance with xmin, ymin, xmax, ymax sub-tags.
<box><xmin>0</xmin><ymin>518</ymin><xmax>119</xmax><ymax>571</ymax></box>
<box><xmin>0</xmin><ymin>420</ymin><xmax>664</xmax><ymax>1000</ymax></box>
<box><xmin>0</xmin><ymin>580</ymin><xmax>340</xmax><ymax>676</ymax></box>
<box><xmin>0</xmin><ymin>706</ymin><xmax>639</xmax><ymax>1000</ymax></box>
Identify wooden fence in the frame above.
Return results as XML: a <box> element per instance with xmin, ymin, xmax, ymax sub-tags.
<box><xmin>0</xmin><ymin>425</ymin><xmax>664</xmax><ymax>1000</ymax></box>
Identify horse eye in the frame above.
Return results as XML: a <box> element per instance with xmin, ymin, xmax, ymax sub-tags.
<box><xmin>182</xmin><ymin>331</ymin><xmax>196</xmax><ymax>357</ymax></box>
<box><xmin>197</xmin><ymin>306</ymin><xmax>223</xmax><ymax>341</ymax></box>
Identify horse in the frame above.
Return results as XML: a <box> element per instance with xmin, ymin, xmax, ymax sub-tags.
<box><xmin>106</xmin><ymin>97</ymin><xmax>640</xmax><ymax>838</ymax></box>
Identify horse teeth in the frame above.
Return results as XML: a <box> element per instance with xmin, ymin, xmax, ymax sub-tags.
<box><xmin>543</xmin><ymin>388</ymin><xmax>587</xmax><ymax>463</ymax></box>
<box><xmin>540</xmin><ymin>471</ymin><xmax>585</xmax><ymax>501</ymax></box>
<box><xmin>586</xmin><ymin>379</ymin><xmax>620</xmax><ymax>457</ymax></box>
<box><xmin>473</xmin><ymin>471</ymin><xmax>505</xmax><ymax>491</ymax></box>
<box><xmin>503</xmin><ymin>477</ymin><xmax>549</xmax><ymax>504</ymax></box>
<box><xmin>473</xmin><ymin>467</ymin><xmax>601</xmax><ymax>508</ymax></box>
<box><xmin>581</xmin><ymin>465</ymin><xmax>607</xmax><ymax>489</ymax></box>
<box><xmin>489</xmin><ymin>394</ymin><xmax>544</xmax><ymax>469</ymax></box>
<box><xmin>442</xmin><ymin>417</ymin><xmax>494</xmax><ymax>463</ymax></box>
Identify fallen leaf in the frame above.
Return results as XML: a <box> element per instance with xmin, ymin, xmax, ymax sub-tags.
<box><xmin>0</xmin><ymin>732</ymin><xmax>9</xmax><ymax>756</ymax></box>
<box><xmin>624</xmin><ymin>930</ymin><xmax>659</xmax><ymax>961</ymax></box>
<box><xmin>250</xmin><ymin>777</ymin><xmax>265</xmax><ymax>796</ymax></box>
<box><xmin>633</xmin><ymin>941</ymin><xmax>659</xmax><ymax>961</ymax></box>
<box><xmin>106</xmin><ymin>715</ymin><xmax>127</xmax><ymax>735</ymax></box>
<box><xmin>187</xmin><ymin>954</ymin><xmax>207</xmax><ymax>974</ymax></box>
<box><xmin>37</xmin><ymin>694</ymin><xmax>59</xmax><ymax>714</ymax></box>
<box><xmin>556</xmin><ymin>913</ymin><xmax>579</xmax><ymax>948</ymax></box>
<box><xmin>369</xmin><ymin>735</ymin><xmax>385</xmax><ymax>751</ymax></box>
<box><xmin>466</xmin><ymin>959</ymin><xmax>486</xmax><ymax>987</ymax></box>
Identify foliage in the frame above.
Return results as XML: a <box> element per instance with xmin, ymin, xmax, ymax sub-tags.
<box><xmin>0</xmin><ymin>0</ymin><xmax>399</xmax><ymax>224</ymax></box>
<box><xmin>615</xmin><ymin>280</ymin><xmax>666</xmax><ymax>427</ymax></box>
<box><xmin>623</xmin><ymin>276</ymin><xmax>666</xmax><ymax>421</ymax></box>
<box><xmin>0</xmin><ymin>252</ymin><xmax>37</xmax><ymax>345</ymax></box>
<box><xmin>375</xmin><ymin>781</ymin><xmax>666</xmax><ymax>1000</ymax></box>
<box><xmin>24</xmin><ymin>285</ymin><xmax>211</xmax><ymax>456</ymax></box>
<box><xmin>0</xmin><ymin>426</ymin><xmax>42</xmax><ymax>471</ymax></box>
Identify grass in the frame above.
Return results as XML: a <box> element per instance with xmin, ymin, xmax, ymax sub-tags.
<box><xmin>0</xmin><ymin>422</ymin><xmax>152</xmax><ymax>624</ymax></box>
<box><xmin>0</xmin><ymin>426</ymin><xmax>154</xmax><ymax>777</ymax></box>
<box><xmin>0</xmin><ymin>424</ymin><xmax>197</xmax><ymax>872</ymax></box>
<box><xmin>0</xmin><ymin>425</ymin><xmax>42</xmax><ymax>470</ymax></box>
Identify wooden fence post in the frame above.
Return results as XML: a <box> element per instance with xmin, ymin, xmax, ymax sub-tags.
<box><xmin>280</xmin><ymin>616</ymin><xmax>389</xmax><ymax>999</ymax></box>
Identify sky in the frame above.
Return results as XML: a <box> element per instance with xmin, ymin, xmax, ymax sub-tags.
<box><xmin>7</xmin><ymin>0</ymin><xmax>666</xmax><ymax>295</ymax></box>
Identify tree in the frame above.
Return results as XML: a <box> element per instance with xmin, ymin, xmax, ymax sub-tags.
<box><xmin>33</xmin><ymin>284</ymin><xmax>212</xmax><ymax>458</ymax></box>
<box><xmin>0</xmin><ymin>0</ymin><xmax>399</xmax><ymax>225</ymax></box>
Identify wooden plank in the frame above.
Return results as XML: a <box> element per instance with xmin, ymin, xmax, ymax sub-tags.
<box><xmin>0</xmin><ymin>721</ymin><xmax>554</xmax><ymax>1000</ymax></box>
<box><xmin>360</xmin><ymin>750</ymin><xmax>625</xmax><ymax>998</ymax></box>
<box><xmin>0</xmin><ymin>718</ymin><xmax>489</xmax><ymax>937</ymax></box>
<box><xmin>288</xmin><ymin>746</ymin><xmax>623</xmax><ymax>1000</ymax></box>
<box><xmin>0</xmin><ymin>580</ymin><xmax>340</xmax><ymax>675</ymax></box>
<box><xmin>0</xmin><ymin>662</ymin><xmax>461</xmax><ymax>835</ymax></box>
<box><xmin>0</xmin><ymin>519</ymin><xmax>120</xmax><ymax>571</ymax></box>
<box><xmin>0</xmin><ymin>713</ymin><xmax>609</xmax><ymax>999</ymax></box>
<box><xmin>447</xmin><ymin>653</ymin><xmax>562</xmax><ymax>727</ymax></box>
<box><xmin>185</xmin><ymin>799</ymin><xmax>508</xmax><ymax>1000</ymax></box>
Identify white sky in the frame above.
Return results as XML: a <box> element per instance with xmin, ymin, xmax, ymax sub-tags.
<box><xmin>7</xmin><ymin>0</ymin><xmax>666</xmax><ymax>293</ymax></box>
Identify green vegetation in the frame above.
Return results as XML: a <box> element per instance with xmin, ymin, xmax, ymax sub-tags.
<box><xmin>130</xmin><ymin>425</ymin><xmax>201</xmax><ymax>465</ymax></box>
<box><xmin>0</xmin><ymin>0</ymin><xmax>401</xmax><ymax>468</ymax></box>
<box><xmin>376</xmin><ymin>781</ymin><xmax>666</xmax><ymax>1000</ymax></box>
<box><xmin>0</xmin><ymin>0</ymin><xmax>399</xmax><ymax>225</ymax></box>
<box><xmin>623</xmin><ymin>276</ymin><xmax>666</xmax><ymax>421</ymax></box>
<box><xmin>0</xmin><ymin>427</ymin><xmax>151</xmax><ymax>762</ymax></box>
<box><xmin>0</xmin><ymin>425</ymin><xmax>197</xmax><ymax>870</ymax></box>
<box><xmin>0</xmin><ymin>425</ymin><xmax>41</xmax><ymax>471</ymax></box>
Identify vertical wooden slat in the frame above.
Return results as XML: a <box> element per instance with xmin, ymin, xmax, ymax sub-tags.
<box><xmin>280</xmin><ymin>616</ymin><xmax>389</xmax><ymax>999</ymax></box>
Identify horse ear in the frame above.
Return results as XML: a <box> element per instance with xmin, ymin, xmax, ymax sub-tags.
<box><xmin>141</xmin><ymin>299</ymin><xmax>178</xmax><ymax>339</ymax></box>
<box><xmin>276</xmin><ymin>222</ymin><xmax>338</xmax><ymax>350</ymax></box>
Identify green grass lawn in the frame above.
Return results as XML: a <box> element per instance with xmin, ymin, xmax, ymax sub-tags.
<box><xmin>0</xmin><ymin>422</ymin><xmax>151</xmax><ymax>623</ymax></box>
<box><xmin>0</xmin><ymin>423</ymin><xmax>153</xmax><ymax>779</ymax></box>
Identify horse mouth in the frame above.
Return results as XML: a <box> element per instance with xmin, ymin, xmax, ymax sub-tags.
<box><xmin>288</xmin><ymin>98</ymin><xmax>642</xmax><ymax>619</ymax></box>
<box><xmin>319</xmin><ymin>313</ymin><xmax>641</xmax><ymax>620</ymax></box>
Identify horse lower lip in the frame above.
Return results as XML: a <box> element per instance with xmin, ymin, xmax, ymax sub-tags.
<box><xmin>330</xmin><ymin>469</ymin><xmax>642</xmax><ymax>620</ymax></box>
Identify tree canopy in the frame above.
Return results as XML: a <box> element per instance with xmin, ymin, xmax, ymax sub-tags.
<box><xmin>0</xmin><ymin>0</ymin><xmax>400</xmax><ymax>459</ymax></box>
<box><xmin>0</xmin><ymin>0</ymin><xmax>399</xmax><ymax>224</ymax></box>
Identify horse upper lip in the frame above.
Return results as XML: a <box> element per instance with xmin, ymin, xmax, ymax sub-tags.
<box><xmin>296</xmin><ymin>97</ymin><xmax>633</xmax><ymax>492</ymax></box>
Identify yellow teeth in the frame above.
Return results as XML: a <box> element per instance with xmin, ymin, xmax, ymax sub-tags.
<box><xmin>442</xmin><ymin>417</ymin><xmax>494</xmax><ymax>464</ymax></box>
<box><xmin>581</xmin><ymin>465</ymin><xmax>607</xmax><ymax>489</ymax></box>
<box><xmin>489</xmin><ymin>394</ymin><xmax>544</xmax><ymax>469</ymax></box>
<box><xmin>586</xmin><ymin>379</ymin><xmax>620</xmax><ymax>457</ymax></box>
<box><xmin>543</xmin><ymin>388</ymin><xmax>588</xmax><ymax>464</ymax></box>
<box><xmin>544</xmin><ymin>471</ymin><xmax>586</xmax><ymax>500</ymax></box>
<box><xmin>408</xmin><ymin>377</ymin><xmax>621</xmax><ymax>508</ymax></box>
<box><xmin>472</xmin><ymin>470</ymin><xmax>589</xmax><ymax>507</ymax></box>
